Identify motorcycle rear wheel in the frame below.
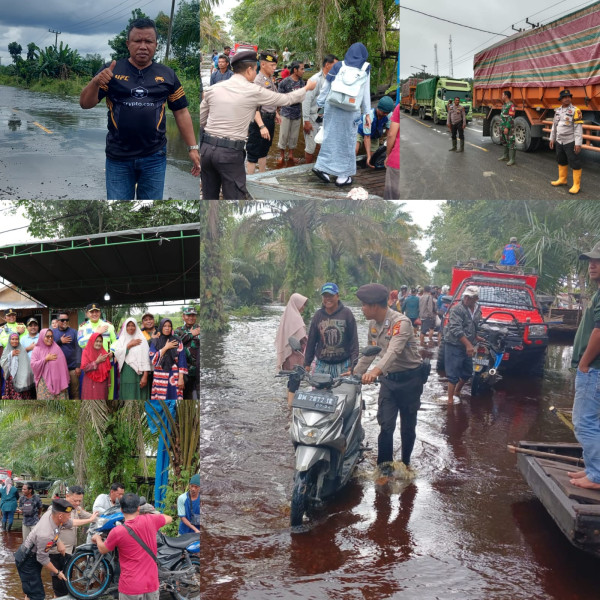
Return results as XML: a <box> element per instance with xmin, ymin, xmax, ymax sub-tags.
<box><xmin>471</xmin><ymin>372</ymin><xmax>484</xmax><ymax>396</ymax></box>
<box><xmin>169</xmin><ymin>557</ymin><xmax>200</xmax><ymax>600</ymax></box>
<box><xmin>290</xmin><ymin>465</ymin><xmax>319</xmax><ymax>527</ymax></box>
<box><xmin>65</xmin><ymin>551</ymin><xmax>113</xmax><ymax>600</ymax></box>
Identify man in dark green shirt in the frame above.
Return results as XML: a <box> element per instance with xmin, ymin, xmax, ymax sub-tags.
<box><xmin>568</xmin><ymin>241</ymin><xmax>600</xmax><ymax>489</ymax></box>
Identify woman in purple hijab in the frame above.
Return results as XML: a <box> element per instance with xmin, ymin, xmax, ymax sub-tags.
<box><xmin>30</xmin><ymin>328</ymin><xmax>70</xmax><ymax>399</ymax></box>
<box><xmin>313</xmin><ymin>43</ymin><xmax>372</xmax><ymax>186</ymax></box>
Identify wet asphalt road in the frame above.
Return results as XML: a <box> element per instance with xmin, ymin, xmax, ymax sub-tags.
<box><xmin>399</xmin><ymin>113</ymin><xmax>600</xmax><ymax>200</ymax></box>
<box><xmin>0</xmin><ymin>85</ymin><xmax>199</xmax><ymax>200</ymax></box>
<box><xmin>201</xmin><ymin>306</ymin><xmax>600</xmax><ymax>600</ymax></box>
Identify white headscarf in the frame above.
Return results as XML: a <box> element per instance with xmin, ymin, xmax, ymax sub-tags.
<box><xmin>113</xmin><ymin>318</ymin><xmax>152</xmax><ymax>375</ymax></box>
<box><xmin>274</xmin><ymin>293</ymin><xmax>308</xmax><ymax>370</ymax></box>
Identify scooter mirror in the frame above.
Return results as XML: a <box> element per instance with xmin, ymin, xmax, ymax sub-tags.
<box><xmin>361</xmin><ymin>345</ymin><xmax>382</xmax><ymax>357</ymax></box>
<box><xmin>288</xmin><ymin>337</ymin><xmax>302</xmax><ymax>352</ymax></box>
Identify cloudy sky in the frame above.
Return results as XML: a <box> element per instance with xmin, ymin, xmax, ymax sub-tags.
<box><xmin>0</xmin><ymin>0</ymin><xmax>179</xmax><ymax>64</ymax></box>
<box><xmin>401</xmin><ymin>0</ymin><xmax>593</xmax><ymax>80</ymax></box>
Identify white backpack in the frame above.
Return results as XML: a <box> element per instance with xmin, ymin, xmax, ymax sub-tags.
<box><xmin>328</xmin><ymin>61</ymin><xmax>370</xmax><ymax>111</ymax></box>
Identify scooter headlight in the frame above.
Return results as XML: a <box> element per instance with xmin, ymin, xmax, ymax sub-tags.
<box><xmin>299</xmin><ymin>427</ymin><xmax>321</xmax><ymax>444</ymax></box>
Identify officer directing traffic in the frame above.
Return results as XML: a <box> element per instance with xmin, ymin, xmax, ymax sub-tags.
<box><xmin>15</xmin><ymin>498</ymin><xmax>74</xmax><ymax>600</ymax></box>
<box><xmin>550</xmin><ymin>89</ymin><xmax>584</xmax><ymax>194</ymax></box>
<box><xmin>353</xmin><ymin>283</ymin><xmax>426</xmax><ymax>476</ymax></box>
<box><xmin>200</xmin><ymin>49</ymin><xmax>317</xmax><ymax>200</ymax></box>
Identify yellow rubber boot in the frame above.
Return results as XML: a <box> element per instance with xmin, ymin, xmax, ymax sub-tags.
<box><xmin>551</xmin><ymin>164</ymin><xmax>568</xmax><ymax>186</ymax></box>
<box><xmin>569</xmin><ymin>169</ymin><xmax>582</xmax><ymax>194</ymax></box>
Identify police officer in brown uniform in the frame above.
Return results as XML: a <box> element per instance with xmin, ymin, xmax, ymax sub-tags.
<box><xmin>353</xmin><ymin>284</ymin><xmax>426</xmax><ymax>475</ymax></box>
<box><xmin>15</xmin><ymin>498</ymin><xmax>74</xmax><ymax>600</ymax></box>
<box><xmin>200</xmin><ymin>49</ymin><xmax>317</xmax><ymax>199</ymax></box>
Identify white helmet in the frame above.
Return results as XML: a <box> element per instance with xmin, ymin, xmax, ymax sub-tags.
<box><xmin>441</xmin><ymin>285</ymin><xmax>449</xmax><ymax>294</ymax></box>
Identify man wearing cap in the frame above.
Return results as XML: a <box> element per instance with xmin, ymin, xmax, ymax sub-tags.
<box><xmin>302</xmin><ymin>54</ymin><xmax>338</xmax><ymax>163</ymax></box>
<box><xmin>498</xmin><ymin>90</ymin><xmax>516</xmax><ymax>166</ymax></box>
<box><xmin>353</xmin><ymin>283</ymin><xmax>424</xmax><ymax>473</ymax></box>
<box><xmin>177</xmin><ymin>473</ymin><xmax>200</xmax><ymax>535</ymax></box>
<box><xmin>141</xmin><ymin>312</ymin><xmax>159</xmax><ymax>342</ymax></box>
<box><xmin>246</xmin><ymin>50</ymin><xmax>282</xmax><ymax>175</ymax></box>
<box><xmin>550</xmin><ymin>89</ymin><xmax>584</xmax><ymax>194</ymax></box>
<box><xmin>49</xmin><ymin>490</ymin><xmax>98</xmax><ymax>597</ymax></box>
<box><xmin>304</xmin><ymin>282</ymin><xmax>359</xmax><ymax>377</ymax></box>
<box><xmin>78</xmin><ymin>303</ymin><xmax>117</xmax><ymax>398</ymax></box>
<box><xmin>499</xmin><ymin>236</ymin><xmax>525</xmax><ymax>266</ymax></box>
<box><xmin>0</xmin><ymin>309</ymin><xmax>25</xmax><ymax>348</ymax></box>
<box><xmin>174</xmin><ymin>306</ymin><xmax>200</xmax><ymax>399</ymax></box>
<box><xmin>93</xmin><ymin>492</ymin><xmax>173</xmax><ymax>600</ymax></box>
<box><xmin>15</xmin><ymin>498</ymin><xmax>74</xmax><ymax>600</ymax></box>
<box><xmin>446</xmin><ymin>96</ymin><xmax>467</xmax><ymax>153</ymax></box>
<box><xmin>53</xmin><ymin>311</ymin><xmax>82</xmax><ymax>399</ymax></box>
<box><xmin>567</xmin><ymin>243</ymin><xmax>600</xmax><ymax>489</ymax></box>
<box><xmin>21</xmin><ymin>318</ymin><xmax>40</xmax><ymax>357</ymax></box>
<box><xmin>200</xmin><ymin>49</ymin><xmax>317</xmax><ymax>199</ymax></box>
<box><xmin>357</xmin><ymin>96</ymin><xmax>395</xmax><ymax>166</ymax></box>
<box><xmin>210</xmin><ymin>54</ymin><xmax>233</xmax><ymax>85</ymax></box>
<box><xmin>444</xmin><ymin>286</ymin><xmax>482</xmax><ymax>403</ymax></box>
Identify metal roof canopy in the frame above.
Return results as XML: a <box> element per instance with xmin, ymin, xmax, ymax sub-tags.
<box><xmin>0</xmin><ymin>223</ymin><xmax>200</xmax><ymax>307</ymax></box>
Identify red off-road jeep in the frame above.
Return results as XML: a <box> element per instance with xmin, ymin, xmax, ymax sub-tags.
<box><xmin>437</xmin><ymin>262</ymin><xmax>548</xmax><ymax>375</ymax></box>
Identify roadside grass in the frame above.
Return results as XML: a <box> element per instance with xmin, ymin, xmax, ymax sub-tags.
<box><xmin>0</xmin><ymin>74</ymin><xmax>199</xmax><ymax>113</ymax></box>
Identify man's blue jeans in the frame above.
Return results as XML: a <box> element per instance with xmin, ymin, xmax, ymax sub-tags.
<box><xmin>106</xmin><ymin>148</ymin><xmax>167</xmax><ymax>200</ymax></box>
<box><xmin>573</xmin><ymin>367</ymin><xmax>600</xmax><ymax>483</ymax></box>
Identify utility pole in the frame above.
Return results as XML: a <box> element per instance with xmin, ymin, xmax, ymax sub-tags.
<box><xmin>434</xmin><ymin>43</ymin><xmax>439</xmax><ymax>76</ymax></box>
<box><xmin>164</xmin><ymin>0</ymin><xmax>176</xmax><ymax>61</ymax></box>
<box><xmin>49</xmin><ymin>28</ymin><xmax>61</xmax><ymax>50</ymax></box>
<box><xmin>449</xmin><ymin>35</ymin><xmax>454</xmax><ymax>78</ymax></box>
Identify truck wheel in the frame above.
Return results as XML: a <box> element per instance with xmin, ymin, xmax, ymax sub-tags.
<box><xmin>490</xmin><ymin>115</ymin><xmax>503</xmax><ymax>145</ymax></box>
<box><xmin>419</xmin><ymin>107</ymin><xmax>424</xmax><ymax>120</ymax></box>
<box><xmin>513</xmin><ymin>116</ymin><xmax>533</xmax><ymax>152</ymax></box>
<box><xmin>433</xmin><ymin>110</ymin><xmax>440</xmax><ymax>125</ymax></box>
<box><xmin>529</xmin><ymin>352</ymin><xmax>546</xmax><ymax>377</ymax></box>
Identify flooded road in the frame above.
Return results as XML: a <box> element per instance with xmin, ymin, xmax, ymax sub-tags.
<box><xmin>201</xmin><ymin>306</ymin><xmax>599</xmax><ymax>600</ymax></box>
<box><xmin>0</xmin><ymin>85</ymin><xmax>199</xmax><ymax>200</ymax></box>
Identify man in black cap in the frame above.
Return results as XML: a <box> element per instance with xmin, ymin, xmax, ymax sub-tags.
<box><xmin>549</xmin><ymin>89</ymin><xmax>584</xmax><ymax>194</ymax></box>
<box><xmin>353</xmin><ymin>283</ymin><xmax>425</xmax><ymax>475</ymax></box>
<box><xmin>247</xmin><ymin>50</ymin><xmax>281</xmax><ymax>174</ymax></box>
<box><xmin>200</xmin><ymin>49</ymin><xmax>317</xmax><ymax>199</ymax></box>
<box><xmin>567</xmin><ymin>242</ymin><xmax>600</xmax><ymax>489</ymax></box>
<box><xmin>15</xmin><ymin>498</ymin><xmax>75</xmax><ymax>600</ymax></box>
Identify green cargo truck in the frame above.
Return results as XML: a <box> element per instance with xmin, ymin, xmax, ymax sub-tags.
<box><xmin>415</xmin><ymin>77</ymin><xmax>473</xmax><ymax>124</ymax></box>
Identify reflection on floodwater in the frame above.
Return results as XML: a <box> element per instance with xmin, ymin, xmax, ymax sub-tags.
<box><xmin>201</xmin><ymin>306</ymin><xmax>599</xmax><ymax>600</ymax></box>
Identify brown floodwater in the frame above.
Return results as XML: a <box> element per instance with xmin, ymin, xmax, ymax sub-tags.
<box><xmin>200</xmin><ymin>306</ymin><xmax>597</xmax><ymax>600</ymax></box>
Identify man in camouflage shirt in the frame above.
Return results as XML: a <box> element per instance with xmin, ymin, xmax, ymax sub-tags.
<box><xmin>175</xmin><ymin>306</ymin><xmax>199</xmax><ymax>399</ymax></box>
<box><xmin>549</xmin><ymin>89</ymin><xmax>584</xmax><ymax>194</ymax></box>
<box><xmin>498</xmin><ymin>90</ymin><xmax>516</xmax><ymax>166</ymax></box>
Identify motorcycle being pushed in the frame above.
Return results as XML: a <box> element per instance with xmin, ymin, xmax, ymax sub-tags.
<box><xmin>471</xmin><ymin>311</ymin><xmax>520</xmax><ymax>395</ymax></box>
<box><xmin>280</xmin><ymin>339</ymin><xmax>381</xmax><ymax>527</ymax></box>
<box><xmin>64</xmin><ymin>502</ymin><xmax>200</xmax><ymax>600</ymax></box>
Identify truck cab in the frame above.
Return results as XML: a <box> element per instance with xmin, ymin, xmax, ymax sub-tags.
<box><xmin>416</xmin><ymin>77</ymin><xmax>473</xmax><ymax>124</ymax></box>
<box><xmin>437</xmin><ymin>262</ymin><xmax>548</xmax><ymax>375</ymax></box>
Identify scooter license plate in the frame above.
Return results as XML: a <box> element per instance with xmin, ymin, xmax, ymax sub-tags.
<box><xmin>292</xmin><ymin>390</ymin><xmax>339</xmax><ymax>413</ymax></box>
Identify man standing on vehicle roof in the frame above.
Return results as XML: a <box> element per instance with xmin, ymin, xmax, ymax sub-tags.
<box><xmin>353</xmin><ymin>283</ymin><xmax>424</xmax><ymax>475</ymax></box>
<box><xmin>498</xmin><ymin>91</ymin><xmax>516</xmax><ymax>166</ymax></box>
<box><xmin>549</xmin><ymin>89</ymin><xmax>584</xmax><ymax>194</ymax></box>
<box><xmin>568</xmin><ymin>242</ymin><xmax>600</xmax><ymax>489</ymax></box>
<box><xmin>443</xmin><ymin>286</ymin><xmax>482</xmax><ymax>404</ymax></box>
<box><xmin>499</xmin><ymin>236</ymin><xmax>525</xmax><ymax>266</ymax></box>
<box><xmin>304</xmin><ymin>282</ymin><xmax>358</xmax><ymax>377</ymax></box>
<box><xmin>447</xmin><ymin>97</ymin><xmax>466</xmax><ymax>152</ymax></box>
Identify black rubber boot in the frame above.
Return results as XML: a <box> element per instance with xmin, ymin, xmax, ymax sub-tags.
<box><xmin>449</xmin><ymin>139</ymin><xmax>457</xmax><ymax>151</ymax></box>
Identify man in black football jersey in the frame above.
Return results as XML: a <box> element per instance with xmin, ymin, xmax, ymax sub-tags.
<box><xmin>80</xmin><ymin>18</ymin><xmax>200</xmax><ymax>200</ymax></box>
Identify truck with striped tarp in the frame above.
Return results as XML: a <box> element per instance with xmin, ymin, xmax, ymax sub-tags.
<box><xmin>473</xmin><ymin>1</ymin><xmax>600</xmax><ymax>152</ymax></box>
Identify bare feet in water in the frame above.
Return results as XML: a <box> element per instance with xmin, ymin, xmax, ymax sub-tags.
<box><xmin>570</xmin><ymin>475</ymin><xmax>600</xmax><ymax>489</ymax></box>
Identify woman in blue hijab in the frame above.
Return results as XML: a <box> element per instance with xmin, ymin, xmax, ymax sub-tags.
<box><xmin>313</xmin><ymin>43</ymin><xmax>372</xmax><ymax>187</ymax></box>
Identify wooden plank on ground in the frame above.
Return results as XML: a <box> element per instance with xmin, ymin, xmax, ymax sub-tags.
<box><xmin>546</xmin><ymin>464</ymin><xmax>600</xmax><ymax>504</ymax></box>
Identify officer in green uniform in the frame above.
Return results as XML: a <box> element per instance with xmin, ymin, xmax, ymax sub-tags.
<box><xmin>15</xmin><ymin>498</ymin><xmax>74</xmax><ymax>600</ymax></box>
<box><xmin>0</xmin><ymin>308</ymin><xmax>26</xmax><ymax>347</ymax></box>
<box><xmin>498</xmin><ymin>90</ymin><xmax>516</xmax><ymax>166</ymax></box>
<box><xmin>174</xmin><ymin>306</ymin><xmax>200</xmax><ymax>399</ymax></box>
<box><xmin>353</xmin><ymin>283</ymin><xmax>425</xmax><ymax>476</ymax></box>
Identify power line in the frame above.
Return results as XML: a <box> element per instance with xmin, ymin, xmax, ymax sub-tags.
<box><xmin>400</xmin><ymin>6</ymin><xmax>509</xmax><ymax>37</ymax></box>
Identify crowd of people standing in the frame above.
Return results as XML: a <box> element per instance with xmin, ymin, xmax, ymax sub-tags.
<box><xmin>0</xmin><ymin>304</ymin><xmax>199</xmax><ymax>401</ymax></box>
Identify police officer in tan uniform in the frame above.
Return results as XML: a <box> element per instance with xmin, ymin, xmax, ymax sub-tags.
<box><xmin>200</xmin><ymin>49</ymin><xmax>316</xmax><ymax>200</ymax></box>
<box><xmin>550</xmin><ymin>89</ymin><xmax>584</xmax><ymax>194</ymax></box>
<box><xmin>353</xmin><ymin>283</ymin><xmax>426</xmax><ymax>476</ymax></box>
<box><xmin>15</xmin><ymin>498</ymin><xmax>74</xmax><ymax>600</ymax></box>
